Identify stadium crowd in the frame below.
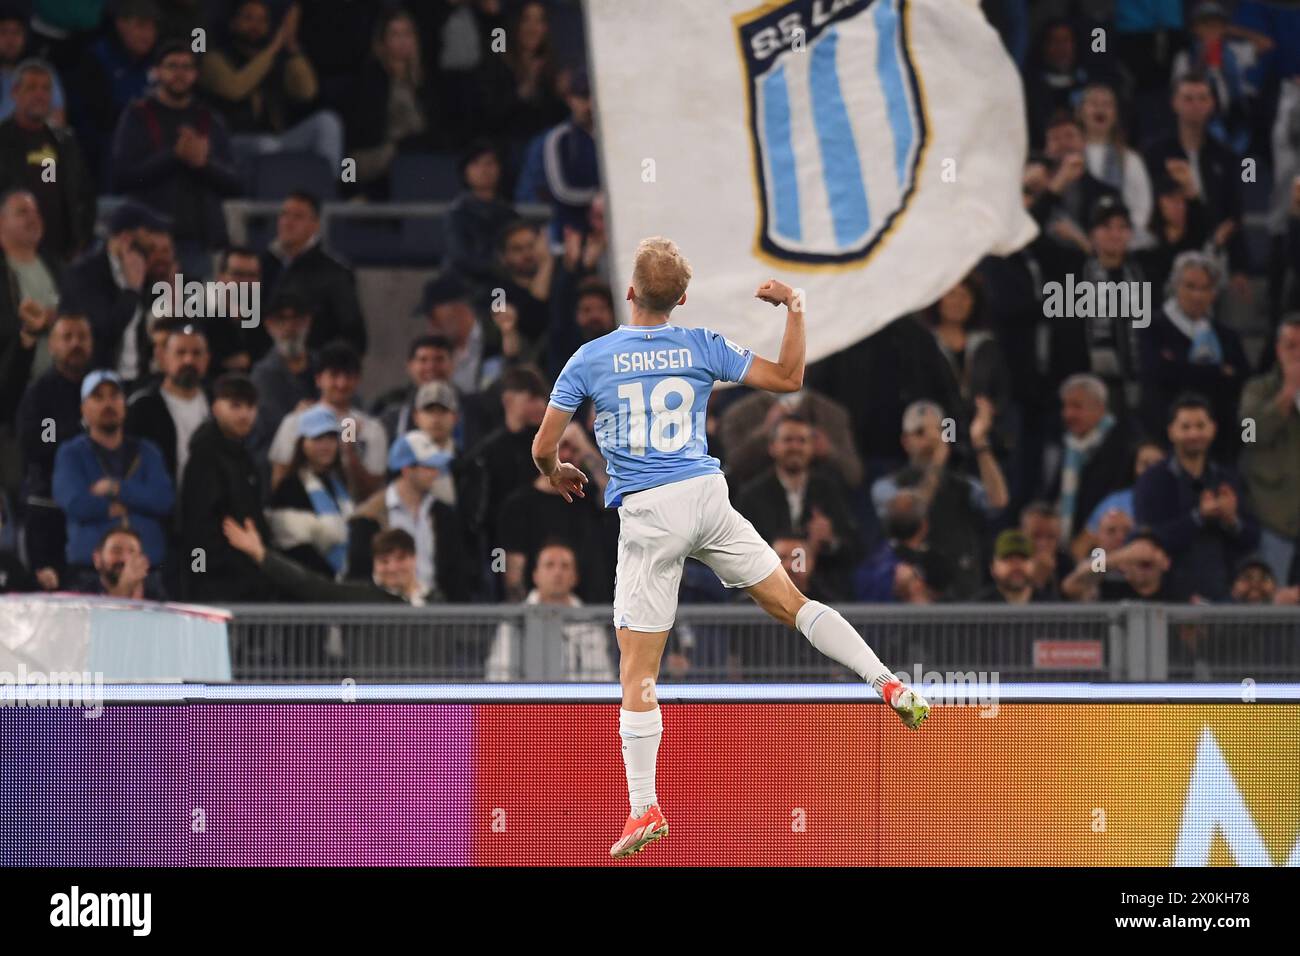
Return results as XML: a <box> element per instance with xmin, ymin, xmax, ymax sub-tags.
<box><xmin>0</xmin><ymin>0</ymin><xmax>1299</xmax><ymax>658</ymax></box>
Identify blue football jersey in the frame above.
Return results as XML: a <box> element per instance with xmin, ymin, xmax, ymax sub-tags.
<box><xmin>549</xmin><ymin>322</ymin><xmax>755</xmax><ymax>506</ymax></box>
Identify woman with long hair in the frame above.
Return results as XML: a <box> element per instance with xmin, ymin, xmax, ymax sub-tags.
<box><xmin>344</xmin><ymin>7</ymin><xmax>435</xmax><ymax>193</ymax></box>
<box><xmin>1078</xmin><ymin>82</ymin><xmax>1153</xmax><ymax>248</ymax></box>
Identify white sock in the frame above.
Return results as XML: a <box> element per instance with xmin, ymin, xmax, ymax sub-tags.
<box><xmin>796</xmin><ymin>601</ymin><xmax>896</xmax><ymax>693</ymax></box>
<box><xmin>619</xmin><ymin>707</ymin><xmax>662</xmax><ymax>816</ymax></box>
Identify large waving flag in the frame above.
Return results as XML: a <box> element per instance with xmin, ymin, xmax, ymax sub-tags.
<box><xmin>586</xmin><ymin>0</ymin><xmax>1037</xmax><ymax>363</ymax></box>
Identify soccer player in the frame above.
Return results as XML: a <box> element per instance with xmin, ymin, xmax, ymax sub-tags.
<box><xmin>532</xmin><ymin>237</ymin><xmax>929</xmax><ymax>859</ymax></box>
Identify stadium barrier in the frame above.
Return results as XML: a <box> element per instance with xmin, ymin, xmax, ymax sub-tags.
<box><xmin>222</xmin><ymin>603</ymin><xmax>1300</xmax><ymax>683</ymax></box>
<box><xmin>1</xmin><ymin>683</ymin><xmax>1296</xmax><ymax>866</ymax></box>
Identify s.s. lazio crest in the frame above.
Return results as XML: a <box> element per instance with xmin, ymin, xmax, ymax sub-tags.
<box><xmin>735</xmin><ymin>0</ymin><xmax>927</xmax><ymax>266</ymax></box>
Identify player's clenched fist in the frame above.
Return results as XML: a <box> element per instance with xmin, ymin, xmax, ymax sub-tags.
<box><xmin>548</xmin><ymin>461</ymin><xmax>589</xmax><ymax>502</ymax></box>
<box><xmin>754</xmin><ymin>278</ymin><xmax>796</xmax><ymax>308</ymax></box>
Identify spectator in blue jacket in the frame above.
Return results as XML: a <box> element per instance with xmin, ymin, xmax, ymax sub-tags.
<box><xmin>1134</xmin><ymin>393</ymin><xmax>1259</xmax><ymax>602</ymax></box>
<box><xmin>52</xmin><ymin>369</ymin><xmax>175</xmax><ymax>574</ymax></box>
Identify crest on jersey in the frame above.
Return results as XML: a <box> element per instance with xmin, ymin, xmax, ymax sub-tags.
<box><xmin>736</xmin><ymin>0</ymin><xmax>927</xmax><ymax>265</ymax></box>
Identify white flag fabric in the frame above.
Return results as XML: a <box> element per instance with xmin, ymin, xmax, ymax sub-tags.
<box><xmin>586</xmin><ymin>0</ymin><xmax>1038</xmax><ymax>363</ymax></box>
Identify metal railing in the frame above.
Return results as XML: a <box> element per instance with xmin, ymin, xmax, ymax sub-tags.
<box><xmin>222</xmin><ymin>602</ymin><xmax>1300</xmax><ymax>684</ymax></box>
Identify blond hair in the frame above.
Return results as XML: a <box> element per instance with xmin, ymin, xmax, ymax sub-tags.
<box><xmin>631</xmin><ymin>237</ymin><xmax>691</xmax><ymax>314</ymax></box>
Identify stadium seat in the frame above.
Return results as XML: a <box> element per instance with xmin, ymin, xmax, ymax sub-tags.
<box><xmin>251</xmin><ymin>151</ymin><xmax>339</xmax><ymax>201</ymax></box>
<box><xmin>391</xmin><ymin>152</ymin><xmax>462</xmax><ymax>201</ymax></box>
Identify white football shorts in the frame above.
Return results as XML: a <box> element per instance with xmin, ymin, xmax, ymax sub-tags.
<box><xmin>612</xmin><ymin>473</ymin><xmax>781</xmax><ymax>632</ymax></box>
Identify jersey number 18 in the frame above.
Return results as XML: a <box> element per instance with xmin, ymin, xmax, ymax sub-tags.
<box><xmin>617</xmin><ymin>377</ymin><xmax>695</xmax><ymax>454</ymax></box>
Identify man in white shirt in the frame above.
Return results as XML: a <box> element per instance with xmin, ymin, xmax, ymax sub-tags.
<box><xmin>125</xmin><ymin>321</ymin><xmax>211</xmax><ymax>486</ymax></box>
<box><xmin>485</xmin><ymin>540</ymin><xmax>615</xmax><ymax>681</ymax></box>
<box><xmin>268</xmin><ymin>341</ymin><xmax>387</xmax><ymax>497</ymax></box>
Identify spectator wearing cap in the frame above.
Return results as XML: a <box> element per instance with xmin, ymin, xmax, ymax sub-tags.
<box><xmin>1140</xmin><ymin>251</ymin><xmax>1248</xmax><ymax>461</ymax></box>
<box><xmin>497</xmin><ymin>422</ymin><xmax>612</xmax><ymax>604</ymax></box>
<box><xmin>1044</xmin><ymin>374</ymin><xmax>1135</xmax><ymax>545</ymax></box>
<box><xmin>371</xmin><ymin>334</ymin><xmax>458</xmax><ymax>447</ymax></box>
<box><xmin>1077</xmin><ymin>82</ymin><xmax>1153</xmax><ymax>249</ymax></box>
<box><xmin>978</xmin><ymin>530</ymin><xmax>1049</xmax><ymax>604</ymax></box>
<box><xmin>178</xmin><ymin>372</ymin><xmax>275</xmax><ymax>602</ymax></box>
<box><xmin>417</xmin><ymin>270</ymin><xmax>500</xmax><ymax>396</ymax></box>
<box><xmin>265</xmin><ymin>403</ymin><xmax>354</xmax><ymax>579</ymax></box>
<box><xmin>72</xmin><ymin>525</ymin><xmax>166</xmax><ymax>600</ymax></box>
<box><xmin>0</xmin><ymin>60</ymin><xmax>94</xmax><ymax>262</ymax></box>
<box><xmin>1048</xmin><ymin>196</ymin><xmax>1147</xmax><ymax>420</ymax></box>
<box><xmin>267</xmin><ymin>342</ymin><xmax>387</xmax><ymax>499</ymax></box>
<box><xmin>52</xmin><ymin>369</ymin><xmax>174</xmax><ymax>572</ymax></box>
<box><xmin>109</xmin><ymin>40</ymin><xmax>241</xmax><ymax>269</ymax></box>
<box><xmin>74</xmin><ymin>0</ymin><xmax>160</xmax><ymax>183</ymax></box>
<box><xmin>1143</xmin><ymin>72</ymin><xmax>1247</xmax><ymax>290</ymax></box>
<box><xmin>872</xmin><ymin>398</ymin><xmax>1007</xmax><ymax>599</ymax></box>
<box><xmin>514</xmin><ymin>68</ymin><xmax>599</xmax><ymax>246</ymax></box>
<box><xmin>125</xmin><ymin>322</ymin><xmax>209</xmax><ymax>484</ymax></box>
<box><xmin>854</xmin><ymin>488</ymin><xmax>951</xmax><ymax>603</ymax></box>
<box><xmin>225</xmin><ymin>520</ymin><xmax>432</xmax><ymax>604</ymax></box>
<box><xmin>485</xmin><ymin>539</ymin><xmax>615</xmax><ymax>682</ymax></box>
<box><xmin>408</xmin><ymin>380</ymin><xmax>459</xmax><ymax>504</ymax></box>
<box><xmin>259</xmin><ymin>190</ymin><xmax>365</xmax><ymax>355</ymax></box>
<box><xmin>0</xmin><ymin>189</ymin><xmax>61</xmax><ymax>377</ymax></box>
<box><xmin>59</xmin><ymin>198</ymin><xmax>169</xmax><ymax>372</ymax></box>
<box><xmin>446</xmin><ymin>140</ymin><xmax>517</xmax><ymax>288</ymax></box>
<box><xmin>1135</xmin><ymin>393</ymin><xmax>1259</xmax><ymax>601</ymax></box>
<box><xmin>457</xmin><ymin>365</ymin><xmax>548</xmax><ymax>541</ymax></box>
<box><xmin>201</xmin><ymin>1</ymin><xmax>344</xmax><ymax>174</ymax></box>
<box><xmin>348</xmin><ymin>431</ymin><xmax>478</xmax><ymax>602</ymax></box>
<box><xmin>248</xmin><ymin>288</ymin><xmax>314</xmax><ymax>457</ymax></box>
<box><xmin>14</xmin><ymin>310</ymin><xmax>91</xmax><ymax>572</ymax></box>
<box><xmin>1238</xmin><ymin>316</ymin><xmax>1300</xmax><ymax>585</ymax></box>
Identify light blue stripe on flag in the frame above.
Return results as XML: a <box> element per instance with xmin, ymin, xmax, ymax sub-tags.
<box><xmin>810</xmin><ymin>28</ymin><xmax>870</xmax><ymax>248</ymax></box>
<box><xmin>874</xmin><ymin>0</ymin><xmax>914</xmax><ymax>190</ymax></box>
<box><xmin>761</xmin><ymin>63</ymin><xmax>801</xmax><ymax>242</ymax></box>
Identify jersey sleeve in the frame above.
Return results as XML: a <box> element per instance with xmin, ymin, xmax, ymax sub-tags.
<box><xmin>701</xmin><ymin>329</ymin><xmax>754</xmax><ymax>383</ymax></box>
<box><xmin>549</xmin><ymin>345</ymin><xmax>589</xmax><ymax>411</ymax></box>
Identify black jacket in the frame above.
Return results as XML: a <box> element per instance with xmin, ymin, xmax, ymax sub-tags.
<box><xmin>260</xmin><ymin>550</ymin><xmax>412</xmax><ymax>604</ymax></box>
<box><xmin>16</xmin><ymin>365</ymin><xmax>83</xmax><ymax>496</ymax></box>
<box><xmin>125</xmin><ymin>384</ymin><xmax>180</xmax><ymax>481</ymax></box>
<box><xmin>0</xmin><ymin>118</ymin><xmax>96</xmax><ymax>261</ymax></box>
<box><xmin>259</xmin><ymin>242</ymin><xmax>366</xmax><ymax>356</ymax></box>
<box><xmin>60</xmin><ymin>243</ymin><xmax>146</xmax><ymax>371</ymax></box>
<box><xmin>109</xmin><ymin>95</ymin><xmax>241</xmax><ymax>247</ymax></box>
<box><xmin>178</xmin><ymin>419</ymin><xmax>275</xmax><ymax>602</ymax></box>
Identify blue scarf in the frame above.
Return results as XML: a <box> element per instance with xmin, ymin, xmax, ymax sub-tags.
<box><xmin>304</xmin><ymin>470</ymin><xmax>352</xmax><ymax>574</ymax></box>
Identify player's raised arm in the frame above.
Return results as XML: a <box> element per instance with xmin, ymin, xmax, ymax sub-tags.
<box><xmin>532</xmin><ymin>404</ymin><xmax>588</xmax><ymax>503</ymax></box>
<box><xmin>742</xmin><ymin>279</ymin><xmax>804</xmax><ymax>394</ymax></box>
